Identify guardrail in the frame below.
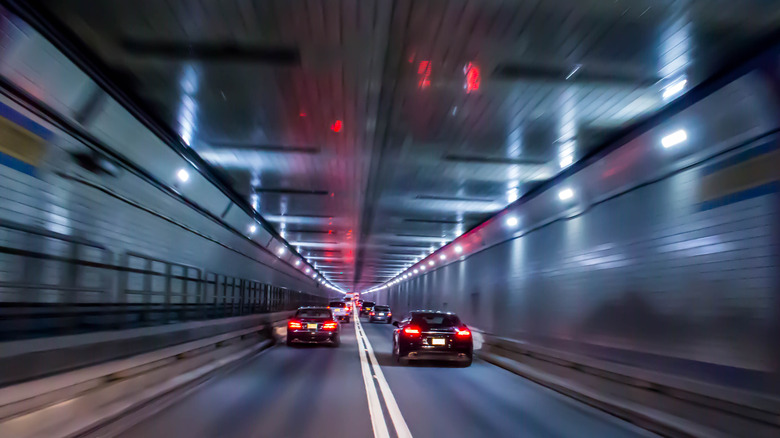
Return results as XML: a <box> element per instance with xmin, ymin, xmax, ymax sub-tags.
<box><xmin>0</xmin><ymin>219</ymin><xmax>325</xmax><ymax>340</ymax></box>
<box><xmin>478</xmin><ymin>335</ymin><xmax>780</xmax><ymax>438</ymax></box>
<box><xmin>0</xmin><ymin>312</ymin><xmax>292</xmax><ymax>438</ymax></box>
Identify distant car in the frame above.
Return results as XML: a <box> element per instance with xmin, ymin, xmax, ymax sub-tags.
<box><xmin>369</xmin><ymin>305</ymin><xmax>392</xmax><ymax>323</ymax></box>
<box><xmin>392</xmin><ymin>311</ymin><xmax>472</xmax><ymax>366</ymax></box>
<box><xmin>287</xmin><ymin>307</ymin><xmax>340</xmax><ymax>347</ymax></box>
<box><xmin>360</xmin><ymin>301</ymin><xmax>375</xmax><ymax>317</ymax></box>
<box><xmin>328</xmin><ymin>301</ymin><xmax>351</xmax><ymax>322</ymax></box>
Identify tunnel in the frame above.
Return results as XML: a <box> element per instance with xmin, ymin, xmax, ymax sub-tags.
<box><xmin>0</xmin><ymin>1</ymin><xmax>779</xmax><ymax>437</ymax></box>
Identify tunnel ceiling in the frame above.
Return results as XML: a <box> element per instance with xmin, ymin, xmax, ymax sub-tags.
<box><xmin>28</xmin><ymin>0</ymin><xmax>780</xmax><ymax>292</ymax></box>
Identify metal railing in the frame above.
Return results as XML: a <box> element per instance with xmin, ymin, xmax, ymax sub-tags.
<box><xmin>0</xmin><ymin>219</ymin><xmax>325</xmax><ymax>340</ymax></box>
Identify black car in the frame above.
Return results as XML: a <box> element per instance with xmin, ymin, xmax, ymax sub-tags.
<box><xmin>360</xmin><ymin>301</ymin><xmax>376</xmax><ymax>317</ymax></box>
<box><xmin>369</xmin><ymin>305</ymin><xmax>392</xmax><ymax>323</ymax></box>
<box><xmin>287</xmin><ymin>307</ymin><xmax>340</xmax><ymax>347</ymax></box>
<box><xmin>392</xmin><ymin>311</ymin><xmax>472</xmax><ymax>366</ymax></box>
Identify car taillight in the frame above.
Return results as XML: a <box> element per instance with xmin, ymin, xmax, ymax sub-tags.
<box><xmin>388</xmin><ymin>313</ymin><xmax>392</xmax><ymax>317</ymax></box>
<box><xmin>288</xmin><ymin>320</ymin><xmax>302</xmax><ymax>330</ymax></box>
<box><xmin>403</xmin><ymin>326</ymin><xmax>421</xmax><ymax>337</ymax></box>
<box><xmin>370</xmin><ymin>312</ymin><xmax>375</xmax><ymax>316</ymax></box>
<box><xmin>322</xmin><ymin>321</ymin><xmax>338</xmax><ymax>330</ymax></box>
<box><xmin>456</xmin><ymin>328</ymin><xmax>471</xmax><ymax>337</ymax></box>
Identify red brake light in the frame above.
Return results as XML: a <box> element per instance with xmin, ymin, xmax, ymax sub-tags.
<box><xmin>403</xmin><ymin>326</ymin><xmax>421</xmax><ymax>336</ymax></box>
<box><xmin>456</xmin><ymin>328</ymin><xmax>471</xmax><ymax>337</ymax></box>
<box><xmin>322</xmin><ymin>320</ymin><xmax>338</xmax><ymax>331</ymax></box>
<box><xmin>370</xmin><ymin>312</ymin><xmax>375</xmax><ymax>316</ymax></box>
<box><xmin>288</xmin><ymin>320</ymin><xmax>302</xmax><ymax>330</ymax></box>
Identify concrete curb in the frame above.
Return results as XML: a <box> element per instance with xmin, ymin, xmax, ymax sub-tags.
<box><xmin>478</xmin><ymin>351</ymin><xmax>727</xmax><ymax>438</ymax></box>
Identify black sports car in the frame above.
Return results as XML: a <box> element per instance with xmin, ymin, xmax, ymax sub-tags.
<box><xmin>392</xmin><ymin>311</ymin><xmax>472</xmax><ymax>366</ymax></box>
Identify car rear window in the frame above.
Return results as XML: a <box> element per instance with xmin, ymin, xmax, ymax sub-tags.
<box><xmin>411</xmin><ymin>313</ymin><xmax>461</xmax><ymax>328</ymax></box>
<box><xmin>329</xmin><ymin>301</ymin><xmax>346</xmax><ymax>307</ymax></box>
<box><xmin>296</xmin><ymin>309</ymin><xmax>332</xmax><ymax>318</ymax></box>
<box><xmin>375</xmin><ymin>306</ymin><xmax>390</xmax><ymax>311</ymax></box>
<box><xmin>363</xmin><ymin>302</ymin><xmax>375</xmax><ymax>307</ymax></box>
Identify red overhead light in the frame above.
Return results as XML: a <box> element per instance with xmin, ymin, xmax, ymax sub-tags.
<box><xmin>464</xmin><ymin>63</ymin><xmax>480</xmax><ymax>93</ymax></box>
<box><xmin>299</xmin><ymin>112</ymin><xmax>306</xmax><ymax>117</ymax></box>
<box><xmin>331</xmin><ymin>120</ymin><xmax>343</xmax><ymax>132</ymax></box>
<box><xmin>417</xmin><ymin>60</ymin><xmax>432</xmax><ymax>89</ymax></box>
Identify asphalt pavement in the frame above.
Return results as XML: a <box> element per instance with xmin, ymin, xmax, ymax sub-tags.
<box><xmin>117</xmin><ymin>315</ymin><xmax>656</xmax><ymax>438</ymax></box>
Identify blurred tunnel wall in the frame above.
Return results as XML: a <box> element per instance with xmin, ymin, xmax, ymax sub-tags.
<box><xmin>377</xmin><ymin>48</ymin><xmax>780</xmax><ymax>392</ymax></box>
<box><xmin>0</xmin><ymin>10</ymin><xmax>323</xmax><ymax>331</ymax></box>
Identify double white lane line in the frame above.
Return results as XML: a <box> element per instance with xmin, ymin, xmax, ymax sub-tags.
<box><xmin>354</xmin><ymin>309</ymin><xmax>413</xmax><ymax>438</ymax></box>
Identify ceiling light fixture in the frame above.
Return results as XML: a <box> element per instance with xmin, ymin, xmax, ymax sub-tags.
<box><xmin>454</xmin><ymin>245</ymin><xmax>463</xmax><ymax>254</ymax></box>
<box><xmin>661</xmin><ymin>129</ymin><xmax>687</xmax><ymax>148</ymax></box>
<box><xmin>558</xmin><ymin>188</ymin><xmax>574</xmax><ymax>201</ymax></box>
<box><xmin>176</xmin><ymin>169</ymin><xmax>190</xmax><ymax>182</ymax></box>
<box><xmin>663</xmin><ymin>78</ymin><xmax>687</xmax><ymax>100</ymax></box>
<box><xmin>505</xmin><ymin>216</ymin><xmax>519</xmax><ymax>227</ymax></box>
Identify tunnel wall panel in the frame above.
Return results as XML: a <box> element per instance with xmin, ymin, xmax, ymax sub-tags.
<box><xmin>378</xmin><ymin>58</ymin><xmax>780</xmax><ymax>392</ymax></box>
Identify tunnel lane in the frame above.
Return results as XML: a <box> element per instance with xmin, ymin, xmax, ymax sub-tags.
<box><xmin>116</xmin><ymin>316</ymin><xmax>657</xmax><ymax>438</ymax></box>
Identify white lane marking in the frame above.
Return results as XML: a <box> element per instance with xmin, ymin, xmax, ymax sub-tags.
<box><xmin>355</xmin><ymin>317</ymin><xmax>414</xmax><ymax>438</ymax></box>
<box><xmin>355</xmin><ymin>310</ymin><xmax>390</xmax><ymax>438</ymax></box>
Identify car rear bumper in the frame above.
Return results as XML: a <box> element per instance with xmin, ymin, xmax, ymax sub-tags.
<box><xmin>288</xmin><ymin>331</ymin><xmax>339</xmax><ymax>343</ymax></box>
<box><xmin>370</xmin><ymin>316</ymin><xmax>389</xmax><ymax>321</ymax></box>
<box><xmin>404</xmin><ymin>350</ymin><xmax>471</xmax><ymax>361</ymax></box>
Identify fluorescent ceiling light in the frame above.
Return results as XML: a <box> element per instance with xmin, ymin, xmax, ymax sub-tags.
<box><xmin>558</xmin><ymin>188</ymin><xmax>574</xmax><ymax>201</ymax></box>
<box><xmin>662</xmin><ymin>129</ymin><xmax>687</xmax><ymax>148</ymax></box>
<box><xmin>662</xmin><ymin>78</ymin><xmax>687</xmax><ymax>100</ymax></box>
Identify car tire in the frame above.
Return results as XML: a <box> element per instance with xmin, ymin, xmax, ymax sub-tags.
<box><xmin>331</xmin><ymin>335</ymin><xmax>341</xmax><ymax>347</ymax></box>
<box><xmin>393</xmin><ymin>342</ymin><xmax>406</xmax><ymax>365</ymax></box>
<box><xmin>345</xmin><ymin>317</ymin><xmax>350</xmax><ymax>323</ymax></box>
<box><xmin>460</xmin><ymin>356</ymin><xmax>473</xmax><ymax>367</ymax></box>
<box><xmin>286</xmin><ymin>338</ymin><xmax>295</xmax><ymax>347</ymax></box>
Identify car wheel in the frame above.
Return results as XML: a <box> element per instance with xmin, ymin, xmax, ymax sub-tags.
<box><xmin>286</xmin><ymin>338</ymin><xmax>295</xmax><ymax>347</ymax></box>
<box><xmin>460</xmin><ymin>356</ymin><xmax>473</xmax><ymax>367</ymax></box>
<box><xmin>331</xmin><ymin>335</ymin><xmax>341</xmax><ymax>347</ymax></box>
<box><xmin>346</xmin><ymin>317</ymin><xmax>350</xmax><ymax>323</ymax></box>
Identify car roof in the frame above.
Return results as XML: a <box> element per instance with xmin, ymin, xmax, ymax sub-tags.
<box><xmin>297</xmin><ymin>306</ymin><xmax>329</xmax><ymax>310</ymax></box>
<box><xmin>411</xmin><ymin>310</ymin><xmax>455</xmax><ymax>315</ymax></box>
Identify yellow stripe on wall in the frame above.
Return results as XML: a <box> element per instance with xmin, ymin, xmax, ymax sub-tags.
<box><xmin>0</xmin><ymin>114</ymin><xmax>47</xmax><ymax>167</ymax></box>
<box><xmin>700</xmin><ymin>149</ymin><xmax>780</xmax><ymax>202</ymax></box>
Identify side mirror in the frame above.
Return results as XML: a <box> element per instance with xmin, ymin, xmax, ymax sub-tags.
<box><xmin>392</xmin><ymin>321</ymin><xmax>400</xmax><ymax>327</ymax></box>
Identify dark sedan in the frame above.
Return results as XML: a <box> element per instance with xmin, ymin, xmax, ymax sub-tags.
<box><xmin>287</xmin><ymin>307</ymin><xmax>340</xmax><ymax>347</ymax></box>
<box><xmin>359</xmin><ymin>301</ymin><xmax>375</xmax><ymax>317</ymax></box>
<box><xmin>392</xmin><ymin>311</ymin><xmax>472</xmax><ymax>366</ymax></box>
<box><xmin>368</xmin><ymin>305</ymin><xmax>392</xmax><ymax>323</ymax></box>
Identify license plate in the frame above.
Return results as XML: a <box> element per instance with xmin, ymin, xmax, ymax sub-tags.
<box><xmin>307</xmin><ymin>323</ymin><xmax>318</xmax><ymax>329</ymax></box>
<box><xmin>378</xmin><ymin>313</ymin><xmax>384</xmax><ymax>316</ymax></box>
<box><xmin>431</xmin><ymin>338</ymin><xmax>445</xmax><ymax>346</ymax></box>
